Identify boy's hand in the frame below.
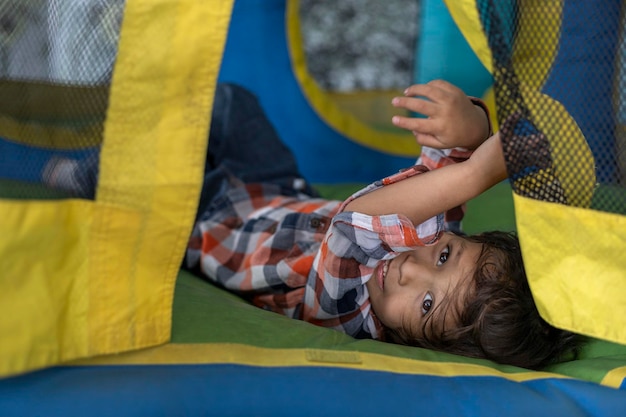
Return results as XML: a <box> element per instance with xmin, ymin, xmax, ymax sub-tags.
<box><xmin>391</xmin><ymin>80</ymin><xmax>490</xmax><ymax>150</ymax></box>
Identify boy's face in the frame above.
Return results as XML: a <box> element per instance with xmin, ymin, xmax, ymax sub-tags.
<box><xmin>366</xmin><ymin>233</ymin><xmax>482</xmax><ymax>339</ymax></box>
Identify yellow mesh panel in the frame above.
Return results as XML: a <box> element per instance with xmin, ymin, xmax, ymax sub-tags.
<box><xmin>449</xmin><ymin>0</ymin><xmax>626</xmax><ymax>344</ymax></box>
<box><xmin>0</xmin><ymin>0</ymin><xmax>234</xmax><ymax>377</ymax></box>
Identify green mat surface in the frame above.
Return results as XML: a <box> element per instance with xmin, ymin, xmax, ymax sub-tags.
<box><xmin>171</xmin><ymin>181</ymin><xmax>625</xmax><ymax>383</ymax></box>
<box><xmin>172</xmin><ymin>269</ymin><xmax>626</xmax><ymax>384</ymax></box>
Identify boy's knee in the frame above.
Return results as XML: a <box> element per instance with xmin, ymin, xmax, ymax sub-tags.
<box><xmin>215</xmin><ymin>83</ymin><xmax>259</xmax><ymax>109</ymax></box>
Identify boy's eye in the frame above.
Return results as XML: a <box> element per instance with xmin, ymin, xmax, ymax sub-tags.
<box><xmin>421</xmin><ymin>293</ymin><xmax>433</xmax><ymax>315</ymax></box>
<box><xmin>437</xmin><ymin>245</ymin><xmax>450</xmax><ymax>266</ymax></box>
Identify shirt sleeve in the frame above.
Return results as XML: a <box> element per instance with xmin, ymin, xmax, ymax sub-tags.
<box><xmin>302</xmin><ymin>165</ymin><xmax>445</xmax><ymax>339</ymax></box>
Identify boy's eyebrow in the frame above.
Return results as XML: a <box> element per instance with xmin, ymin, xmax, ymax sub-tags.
<box><xmin>455</xmin><ymin>239</ymin><xmax>466</xmax><ymax>267</ymax></box>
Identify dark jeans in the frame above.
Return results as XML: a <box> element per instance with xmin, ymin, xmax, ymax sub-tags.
<box><xmin>197</xmin><ymin>83</ymin><xmax>318</xmax><ymax>219</ymax></box>
<box><xmin>62</xmin><ymin>84</ymin><xmax>317</xmax><ymax>210</ymax></box>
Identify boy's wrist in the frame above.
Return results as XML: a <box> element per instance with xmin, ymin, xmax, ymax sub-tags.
<box><xmin>469</xmin><ymin>98</ymin><xmax>492</xmax><ymax>148</ymax></box>
<box><xmin>469</xmin><ymin>132</ymin><xmax>507</xmax><ymax>189</ymax></box>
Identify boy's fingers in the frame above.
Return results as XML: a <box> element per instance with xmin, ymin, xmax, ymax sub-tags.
<box><xmin>427</xmin><ymin>79</ymin><xmax>460</xmax><ymax>95</ymax></box>
<box><xmin>391</xmin><ymin>116</ymin><xmax>425</xmax><ymax>131</ymax></box>
<box><xmin>404</xmin><ymin>82</ymin><xmax>447</xmax><ymax>102</ymax></box>
<box><xmin>412</xmin><ymin>132</ymin><xmax>445</xmax><ymax>149</ymax></box>
<box><xmin>392</xmin><ymin>96</ymin><xmax>437</xmax><ymax>116</ymax></box>
<box><xmin>392</xmin><ymin>115</ymin><xmax>433</xmax><ymax>133</ymax></box>
<box><xmin>424</xmin><ymin>79</ymin><xmax>452</xmax><ymax>91</ymax></box>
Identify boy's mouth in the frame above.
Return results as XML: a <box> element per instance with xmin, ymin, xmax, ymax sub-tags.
<box><xmin>376</xmin><ymin>259</ymin><xmax>391</xmax><ymax>290</ymax></box>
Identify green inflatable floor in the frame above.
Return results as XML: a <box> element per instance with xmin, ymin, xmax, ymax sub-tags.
<box><xmin>172</xmin><ymin>268</ymin><xmax>626</xmax><ymax>384</ymax></box>
<box><xmin>171</xmin><ymin>181</ymin><xmax>626</xmax><ymax>385</ymax></box>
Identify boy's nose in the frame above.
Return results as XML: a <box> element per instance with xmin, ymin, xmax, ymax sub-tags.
<box><xmin>397</xmin><ymin>255</ymin><xmax>432</xmax><ymax>287</ymax></box>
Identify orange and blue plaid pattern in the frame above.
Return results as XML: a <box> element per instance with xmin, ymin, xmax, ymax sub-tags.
<box><xmin>187</xmin><ymin>149</ymin><xmax>471</xmax><ymax>339</ymax></box>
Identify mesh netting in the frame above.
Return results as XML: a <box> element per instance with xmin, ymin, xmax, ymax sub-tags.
<box><xmin>0</xmin><ymin>0</ymin><xmax>125</xmax><ymax>200</ymax></box>
<box><xmin>478</xmin><ymin>0</ymin><xmax>626</xmax><ymax>215</ymax></box>
<box><xmin>2</xmin><ymin>0</ymin><xmax>624</xmax><ymax>216</ymax></box>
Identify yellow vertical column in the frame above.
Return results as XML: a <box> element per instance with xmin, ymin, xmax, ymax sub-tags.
<box><xmin>0</xmin><ymin>0</ymin><xmax>234</xmax><ymax>377</ymax></box>
<box><xmin>445</xmin><ymin>0</ymin><xmax>626</xmax><ymax>344</ymax></box>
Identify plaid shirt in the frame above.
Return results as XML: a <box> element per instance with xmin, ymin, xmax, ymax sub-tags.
<box><xmin>187</xmin><ymin>147</ymin><xmax>474</xmax><ymax>339</ymax></box>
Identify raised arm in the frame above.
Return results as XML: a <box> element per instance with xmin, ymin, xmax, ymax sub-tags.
<box><xmin>344</xmin><ymin>133</ymin><xmax>507</xmax><ymax>226</ymax></box>
<box><xmin>345</xmin><ymin>80</ymin><xmax>504</xmax><ymax>225</ymax></box>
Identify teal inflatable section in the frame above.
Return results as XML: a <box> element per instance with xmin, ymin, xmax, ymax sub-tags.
<box><xmin>415</xmin><ymin>0</ymin><xmax>493</xmax><ymax>98</ymax></box>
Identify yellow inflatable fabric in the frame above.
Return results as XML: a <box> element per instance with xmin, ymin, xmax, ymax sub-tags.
<box><xmin>0</xmin><ymin>0</ymin><xmax>234</xmax><ymax>377</ymax></box>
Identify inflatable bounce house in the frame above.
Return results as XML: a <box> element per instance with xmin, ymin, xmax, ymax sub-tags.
<box><xmin>1</xmin><ymin>0</ymin><xmax>625</xmax><ymax>415</ymax></box>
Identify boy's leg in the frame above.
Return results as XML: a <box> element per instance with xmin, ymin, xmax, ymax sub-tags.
<box><xmin>41</xmin><ymin>84</ymin><xmax>317</xmax><ymax>204</ymax></box>
<box><xmin>206</xmin><ymin>84</ymin><xmax>316</xmax><ymax>193</ymax></box>
<box><xmin>196</xmin><ymin>84</ymin><xmax>318</xmax><ymax>216</ymax></box>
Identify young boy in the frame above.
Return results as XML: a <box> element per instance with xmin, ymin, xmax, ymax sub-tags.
<box><xmin>45</xmin><ymin>82</ymin><xmax>580</xmax><ymax>370</ymax></box>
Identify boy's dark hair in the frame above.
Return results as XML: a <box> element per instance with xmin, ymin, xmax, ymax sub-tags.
<box><xmin>388</xmin><ymin>231</ymin><xmax>583</xmax><ymax>370</ymax></box>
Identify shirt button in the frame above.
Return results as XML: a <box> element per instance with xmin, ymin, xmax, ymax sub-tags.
<box><xmin>310</xmin><ymin>218</ymin><xmax>326</xmax><ymax>230</ymax></box>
